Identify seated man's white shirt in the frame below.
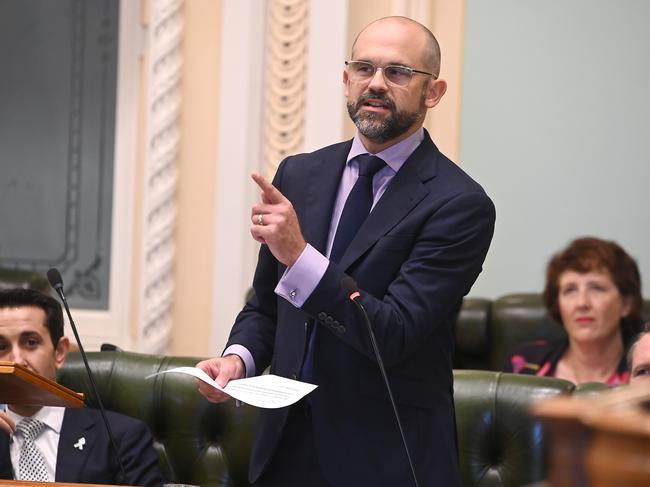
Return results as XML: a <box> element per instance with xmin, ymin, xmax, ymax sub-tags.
<box><xmin>7</xmin><ymin>406</ymin><xmax>65</xmax><ymax>481</ymax></box>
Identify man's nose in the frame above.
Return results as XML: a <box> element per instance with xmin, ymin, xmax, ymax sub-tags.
<box><xmin>5</xmin><ymin>347</ymin><xmax>24</xmax><ymax>365</ymax></box>
<box><xmin>367</xmin><ymin>67</ymin><xmax>389</xmax><ymax>91</ymax></box>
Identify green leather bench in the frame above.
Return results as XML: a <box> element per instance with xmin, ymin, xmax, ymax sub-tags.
<box><xmin>59</xmin><ymin>352</ymin><xmax>587</xmax><ymax>487</ymax></box>
<box><xmin>454</xmin><ymin>294</ymin><xmax>650</xmax><ymax>371</ymax></box>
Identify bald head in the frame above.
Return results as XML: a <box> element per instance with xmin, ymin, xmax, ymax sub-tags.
<box><xmin>351</xmin><ymin>16</ymin><xmax>442</xmax><ymax>77</ymax></box>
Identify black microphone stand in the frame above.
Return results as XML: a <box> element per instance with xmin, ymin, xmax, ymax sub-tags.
<box><xmin>47</xmin><ymin>269</ymin><xmax>127</xmax><ymax>481</ymax></box>
<box><xmin>343</xmin><ymin>277</ymin><xmax>420</xmax><ymax>487</ymax></box>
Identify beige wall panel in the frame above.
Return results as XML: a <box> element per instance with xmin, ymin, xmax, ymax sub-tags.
<box><xmin>170</xmin><ymin>0</ymin><xmax>222</xmax><ymax>356</ymax></box>
<box><xmin>425</xmin><ymin>0</ymin><xmax>464</xmax><ymax>162</ymax></box>
<box><xmin>343</xmin><ymin>0</ymin><xmax>393</xmax><ymax>139</ymax></box>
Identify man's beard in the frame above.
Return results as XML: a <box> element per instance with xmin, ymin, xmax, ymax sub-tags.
<box><xmin>347</xmin><ymin>89</ymin><xmax>426</xmax><ymax>143</ymax></box>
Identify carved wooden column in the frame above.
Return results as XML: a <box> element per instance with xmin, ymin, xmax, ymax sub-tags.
<box><xmin>262</xmin><ymin>0</ymin><xmax>309</xmax><ymax>178</ymax></box>
<box><xmin>137</xmin><ymin>0</ymin><xmax>183</xmax><ymax>352</ymax></box>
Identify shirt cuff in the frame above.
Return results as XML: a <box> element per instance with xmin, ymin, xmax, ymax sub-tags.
<box><xmin>222</xmin><ymin>344</ymin><xmax>255</xmax><ymax>378</ymax></box>
<box><xmin>275</xmin><ymin>244</ymin><xmax>329</xmax><ymax>308</ymax></box>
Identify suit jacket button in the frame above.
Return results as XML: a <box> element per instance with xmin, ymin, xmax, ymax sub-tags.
<box><xmin>338</xmin><ymin>325</ymin><xmax>346</xmax><ymax>333</ymax></box>
<box><xmin>325</xmin><ymin>316</ymin><xmax>334</xmax><ymax>324</ymax></box>
<box><xmin>292</xmin><ymin>373</ymin><xmax>298</xmax><ymax>380</ymax></box>
<box><xmin>318</xmin><ymin>312</ymin><xmax>327</xmax><ymax>320</ymax></box>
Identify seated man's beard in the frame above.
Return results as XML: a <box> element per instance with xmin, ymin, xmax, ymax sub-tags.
<box><xmin>347</xmin><ymin>92</ymin><xmax>425</xmax><ymax>143</ymax></box>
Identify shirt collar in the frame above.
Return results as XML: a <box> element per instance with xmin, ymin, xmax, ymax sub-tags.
<box><xmin>347</xmin><ymin>127</ymin><xmax>424</xmax><ymax>173</ymax></box>
<box><xmin>7</xmin><ymin>406</ymin><xmax>66</xmax><ymax>437</ymax></box>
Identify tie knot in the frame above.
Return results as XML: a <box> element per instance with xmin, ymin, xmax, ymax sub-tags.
<box><xmin>356</xmin><ymin>154</ymin><xmax>385</xmax><ymax>177</ymax></box>
<box><xmin>16</xmin><ymin>418</ymin><xmax>46</xmax><ymax>441</ymax></box>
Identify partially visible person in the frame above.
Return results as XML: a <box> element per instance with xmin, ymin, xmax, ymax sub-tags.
<box><xmin>0</xmin><ymin>288</ymin><xmax>163</xmax><ymax>486</ymax></box>
<box><xmin>627</xmin><ymin>322</ymin><xmax>650</xmax><ymax>384</ymax></box>
<box><xmin>504</xmin><ymin>237</ymin><xmax>643</xmax><ymax>385</ymax></box>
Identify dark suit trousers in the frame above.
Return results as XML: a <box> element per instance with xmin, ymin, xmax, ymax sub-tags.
<box><xmin>254</xmin><ymin>402</ymin><xmax>330</xmax><ymax>487</ymax></box>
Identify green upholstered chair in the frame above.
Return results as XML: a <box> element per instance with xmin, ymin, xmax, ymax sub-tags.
<box><xmin>488</xmin><ymin>294</ymin><xmax>566</xmax><ymax>371</ymax></box>
<box><xmin>58</xmin><ymin>352</ymin><xmax>258</xmax><ymax>487</ymax></box>
<box><xmin>58</xmin><ymin>352</ymin><xmax>581</xmax><ymax>487</ymax></box>
<box><xmin>455</xmin><ymin>294</ymin><xmax>650</xmax><ymax>371</ymax></box>
<box><xmin>454</xmin><ymin>370</ymin><xmax>574</xmax><ymax>487</ymax></box>
<box><xmin>454</xmin><ymin>298</ymin><xmax>491</xmax><ymax>369</ymax></box>
<box><xmin>0</xmin><ymin>268</ymin><xmax>50</xmax><ymax>292</ymax></box>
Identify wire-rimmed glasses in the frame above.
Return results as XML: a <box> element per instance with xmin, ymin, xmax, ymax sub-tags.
<box><xmin>345</xmin><ymin>60</ymin><xmax>436</xmax><ymax>87</ymax></box>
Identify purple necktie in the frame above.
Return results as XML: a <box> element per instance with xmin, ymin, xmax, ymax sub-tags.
<box><xmin>329</xmin><ymin>154</ymin><xmax>386</xmax><ymax>263</ymax></box>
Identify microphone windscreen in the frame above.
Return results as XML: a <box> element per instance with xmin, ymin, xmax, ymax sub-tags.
<box><xmin>47</xmin><ymin>268</ymin><xmax>64</xmax><ymax>290</ymax></box>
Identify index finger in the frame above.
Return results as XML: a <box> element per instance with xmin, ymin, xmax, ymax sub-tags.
<box><xmin>251</xmin><ymin>171</ymin><xmax>285</xmax><ymax>204</ymax></box>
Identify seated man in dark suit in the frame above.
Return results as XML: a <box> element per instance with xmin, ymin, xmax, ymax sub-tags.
<box><xmin>0</xmin><ymin>288</ymin><xmax>163</xmax><ymax>486</ymax></box>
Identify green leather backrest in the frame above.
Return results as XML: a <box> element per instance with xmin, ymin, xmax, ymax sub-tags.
<box><xmin>489</xmin><ymin>294</ymin><xmax>566</xmax><ymax>371</ymax></box>
<box><xmin>58</xmin><ymin>352</ymin><xmax>258</xmax><ymax>487</ymax></box>
<box><xmin>454</xmin><ymin>298</ymin><xmax>491</xmax><ymax>369</ymax></box>
<box><xmin>58</xmin><ymin>352</ymin><xmax>579</xmax><ymax>487</ymax></box>
<box><xmin>0</xmin><ymin>268</ymin><xmax>50</xmax><ymax>292</ymax></box>
<box><xmin>453</xmin><ymin>370</ymin><xmax>574</xmax><ymax>487</ymax></box>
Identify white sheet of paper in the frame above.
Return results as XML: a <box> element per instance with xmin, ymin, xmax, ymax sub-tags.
<box><xmin>145</xmin><ymin>367</ymin><xmax>317</xmax><ymax>409</ymax></box>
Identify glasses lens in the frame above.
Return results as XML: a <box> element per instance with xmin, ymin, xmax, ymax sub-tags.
<box><xmin>348</xmin><ymin>61</ymin><xmax>375</xmax><ymax>79</ymax></box>
<box><xmin>384</xmin><ymin>66</ymin><xmax>412</xmax><ymax>86</ymax></box>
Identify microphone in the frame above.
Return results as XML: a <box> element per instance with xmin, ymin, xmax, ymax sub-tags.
<box><xmin>46</xmin><ymin>268</ymin><xmax>127</xmax><ymax>481</ymax></box>
<box><xmin>341</xmin><ymin>276</ymin><xmax>420</xmax><ymax>487</ymax></box>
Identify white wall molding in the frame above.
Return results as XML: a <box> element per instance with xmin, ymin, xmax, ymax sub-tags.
<box><xmin>211</xmin><ymin>0</ymin><xmax>267</xmax><ymax>353</ymax></box>
<box><xmin>136</xmin><ymin>0</ymin><xmax>184</xmax><ymax>352</ymax></box>
<box><xmin>262</xmin><ymin>0</ymin><xmax>309</xmax><ymax>177</ymax></box>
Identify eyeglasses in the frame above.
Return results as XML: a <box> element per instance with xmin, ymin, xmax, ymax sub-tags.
<box><xmin>345</xmin><ymin>60</ymin><xmax>436</xmax><ymax>87</ymax></box>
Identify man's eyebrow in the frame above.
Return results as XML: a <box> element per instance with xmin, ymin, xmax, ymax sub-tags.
<box><xmin>19</xmin><ymin>331</ymin><xmax>43</xmax><ymax>339</ymax></box>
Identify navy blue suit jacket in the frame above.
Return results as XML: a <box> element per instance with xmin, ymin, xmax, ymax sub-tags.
<box><xmin>229</xmin><ymin>131</ymin><xmax>496</xmax><ymax>486</ymax></box>
<box><xmin>0</xmin><ymin>407</ymin><xmax>163</xmax><ymax>486</ymax></box>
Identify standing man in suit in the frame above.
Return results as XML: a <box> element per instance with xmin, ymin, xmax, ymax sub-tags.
<box><xmin>197</xmin><ymin>16</ymin><xmax>496</xmax><ymax>486</ymax></box>
<box><xmin>0</xmin><ymin>288</ymin><xmax>163</xmax><ymax>486</ymax></box>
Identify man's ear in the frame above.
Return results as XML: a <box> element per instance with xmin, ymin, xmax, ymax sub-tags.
<box><xmin>424</xmin><ymin>78</ymin><xmax>447</xmax><ymax>109</ymax></box>
<box><xmin>343</xmin><ymin>69</ymin><xmax>350</xmax><ymax>98</ymax></box>
<box><xmin>54</xmin><ymin>336</ymin><xmax>70</xmax><ymax>371</ymax></box>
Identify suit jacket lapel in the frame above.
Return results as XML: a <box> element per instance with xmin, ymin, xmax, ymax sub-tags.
<box><xmin>338</xmin><ymin>133</ymin><xmax>439</xmax><ymax>270</ymax></box>
<box><xmin>300</xmin><ymin>141</ymin><xmax>351</xmax><ymax>253</ymax></box>
<box><xmin>0</xmin><ymin>434</ymin><xmax>13</xmax><ymax>479</ymax></box>
<box><xmin>56</xmin><ymin>408</ymin><xmax>97</xmax><ymax>483</ymax></box>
